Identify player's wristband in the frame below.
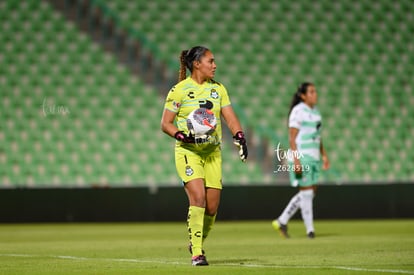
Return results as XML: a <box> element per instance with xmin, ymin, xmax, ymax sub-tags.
<box><xmin>233</xmin><ymin>131</ymin><xmax>246</xmax><ymax>145</ymax></box>
<box><xmin>174</xmin><ymin>131</ymin><xmax>186</xmax><ymax>141</ymax></box>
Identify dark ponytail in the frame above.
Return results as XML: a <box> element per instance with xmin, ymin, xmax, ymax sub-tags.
<box><xmin>288</xmin><ymin>82</ymin><xmax>313</xmax><ymax>116</ymax></box>
<box><xmin>178</xmin><ymin>46</ymin><xmax>210</xmax><ymax>82</ymax></box>
<box><xmin>179</xmin><ymin>50</ymin><xmax>188</xmax><ymax>81</ymax></box>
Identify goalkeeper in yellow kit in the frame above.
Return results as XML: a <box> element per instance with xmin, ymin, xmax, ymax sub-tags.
<box><xmin>161</xmin><ymin>46</ymin><xmax>248</xmax><ymax>266</ymax></box>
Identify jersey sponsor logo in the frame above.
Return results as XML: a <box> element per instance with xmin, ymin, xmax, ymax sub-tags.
<box><xmin>172</xmin><ymin>101</ymin><xmax>181</xmax><ymax>109</ymax></box>
<box><xmin>316</xmin><ymin>121</ymin><xmax>322</xmax><ymax>130</ymax></box>
<box><xmin>187</xmin><ymin>91</ymin><xmax>195</xmax><ymax>99</ymax></box>
<box><xmin>185</xmin><ymin>165</ymin><xmax>194</xmax><ymax>176</ymax></box>
<box><xmin>198</xmin><ymin>99</ymin><xmax>213</xmax><ymax>110</ymax></box>
<box><xmin>210</xmin><ymin>89</ymin><xmax>219</xmax><ymax>99</ymax></box>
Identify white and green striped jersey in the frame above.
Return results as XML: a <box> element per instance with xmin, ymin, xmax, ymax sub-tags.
<box><xmin>288</xmin><ymin>102</ymin><xmax>322</xmax><ymax>161</ymax></box>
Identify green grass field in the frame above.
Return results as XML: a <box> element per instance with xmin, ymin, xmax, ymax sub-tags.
<box><xmin>0</xmin><ymin>220</ymin><xmax>413</xmax><ymax>274</ymax></box>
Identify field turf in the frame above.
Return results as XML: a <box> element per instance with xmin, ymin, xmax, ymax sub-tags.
<box><xmin>0</xmin><ymin>220</ymin><xmax>413</xmax><ymax>274</ymax></box>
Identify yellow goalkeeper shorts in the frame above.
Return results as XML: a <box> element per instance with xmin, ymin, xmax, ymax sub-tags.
<box><xmin>175</xmin><ymin>146</ymin><xmax>222</xmax><ymax>189</ymax></box>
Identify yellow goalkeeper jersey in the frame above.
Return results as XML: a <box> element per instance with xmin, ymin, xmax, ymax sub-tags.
<box><xmin>163</xmin><ymin>77</ymin><xmax>231</xmax><ymax>154</ymax></box>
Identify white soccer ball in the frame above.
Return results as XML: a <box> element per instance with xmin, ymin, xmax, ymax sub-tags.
<box><xmin>187</xmin><ymin>108</ymin><xmax>217</xmax><ymax>136</ymax></box>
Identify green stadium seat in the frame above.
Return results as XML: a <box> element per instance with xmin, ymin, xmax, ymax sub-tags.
<box><xmin>1</xmin><ymin>0</ymin><xmax>413</xmax><ymax>186</ymax></box>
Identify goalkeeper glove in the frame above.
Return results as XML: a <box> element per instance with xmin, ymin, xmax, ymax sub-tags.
<box><xmin>174</xmin><ymin>131</ymin><xmax>195</xmax><ymax>143</ymax></box>
<box><xmin>233</xmin><ymin>131</ymin><xmax>248</xmax><ymax>162</ymax></box>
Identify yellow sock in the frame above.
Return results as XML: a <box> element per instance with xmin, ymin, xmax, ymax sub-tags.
<box><xmin>203</xmin><ymin>213</ymin><xmax>216</xmax><ymax>243</ymax></box>
<box><xmin>187</xmin><ymin>206</ymin><xmax>205</xmax><ymax>257</ymax></box>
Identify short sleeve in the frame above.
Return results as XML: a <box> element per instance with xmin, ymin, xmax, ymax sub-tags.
<box><xmin>163</xmin><ymin>85</ymin><xmax>183</xmax><ymax>113</ymax></box>
<box><xmin>288</xmin><ymin>107</ymin><xmax>302</xmax><ymax>129</ymax></box>
<box><xmin>220</xmin><ymin>85</ymin><xmax>231</xmax><ymax>108</ymax></box>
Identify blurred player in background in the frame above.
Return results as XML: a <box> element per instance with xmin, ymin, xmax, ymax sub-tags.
<box><xmin>272</xmin><ymin>82</ymin><xmax>330</xmax><ymax>239</ymax></box>
<box><xmin>161</xmin><ymin>46</ymin><xmax>248</xmax><ymax>265</ymax></box>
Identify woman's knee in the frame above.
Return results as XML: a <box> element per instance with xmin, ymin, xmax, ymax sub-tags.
<box><xmin>205</xmin><ymin>207</ymin><xmax>217</xmax><ymax>216</ymax></box>
<box><xmin>205</xmin><ymin>188</ymin><xmax>221</xmax><ymax>215</ymax></box>
<box><xmin>191</xmin><ymin>194</ymin><xmax>206</xmax><ymax>207</ymax></box>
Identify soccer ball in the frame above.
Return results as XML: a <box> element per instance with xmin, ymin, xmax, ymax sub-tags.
<box><xmin>187</xmin><ymin>108</ymin><xmax>217</xmax><ymax>136</ymax></box>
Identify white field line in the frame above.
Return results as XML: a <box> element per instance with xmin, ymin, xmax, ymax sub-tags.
<box><xmin>0</xmin><ymin>253</ymin><xmax>413</xmax><ymax>274</ymax></box>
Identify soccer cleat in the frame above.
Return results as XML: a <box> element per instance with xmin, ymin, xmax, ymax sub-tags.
<box><xmin>272</xmin><ymin>219</ymin><xmax>290</xmax><ymax>238</ymax></box>
<box><xmin>192</xmin><ymin>255</ymin><xmax>209</xmax><ymax>266</ymax></box>
<box><xmin>188</xmin><ymin>243</ymin><xmax>205</xmax><ymax>255</ymax></box>
<box><xmin>307</xmin><ymin>231</ymin><xmax>315</xmax><ymax>239</ymax></box>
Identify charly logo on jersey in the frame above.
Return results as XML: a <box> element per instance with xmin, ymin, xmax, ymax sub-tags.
<box><xmin>187</xmin><ymin>91</ymin><xmax>195</xmax><ymax>99</ymax></box>
<box><xmin>210</xmin><ymin>89</ymin><xmax>219</xmax><ymax>99</ymax></box>
<box><xmin>185</xmin><ymin>165</ymin><xmax>194</xmax><ymax>176</ymax></box>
